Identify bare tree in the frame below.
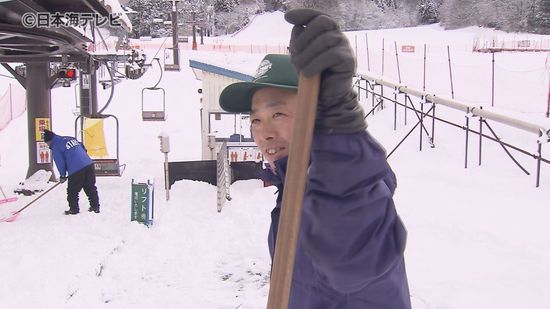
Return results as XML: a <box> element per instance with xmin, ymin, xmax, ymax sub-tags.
<box><xmin>264</xmin><ymin>0</ymin><xmax>289</xmax><ymax>11</ymax></box>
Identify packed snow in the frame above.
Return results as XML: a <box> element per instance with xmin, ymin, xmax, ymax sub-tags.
<box><xmin>1</xmin><ymin>11</ymin><xmax>549</xmax><ymax>309</ymax></box>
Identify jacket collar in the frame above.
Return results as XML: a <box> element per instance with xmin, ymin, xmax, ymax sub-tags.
<box><xmin>48</xmin><ymin>135</ymin><xmax>62</xmax><ymax>148</ymax></box>
<box><xmin>262</xmin><ymin>156</ymin><xmax>289</xmax><ymax>188</ymax></box>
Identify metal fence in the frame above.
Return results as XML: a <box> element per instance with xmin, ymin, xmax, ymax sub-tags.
<box><xmin>355</xmin><ymin>73</ymin><xmax>550</xmax><ymax>187</ymax></box>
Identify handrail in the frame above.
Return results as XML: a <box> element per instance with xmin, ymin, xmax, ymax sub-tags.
<box><xmin>358</xmin><ymin>72</ymin><xmax>550</xmax><ymax>139</ymax></box>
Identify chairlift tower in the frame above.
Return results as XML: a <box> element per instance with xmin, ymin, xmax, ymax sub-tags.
<box><xmin>0</xmin><ymin>0</ymin><xmax>132</xmax><ymax>180</ymax></box>
<box><xmin>165</xmin><ymin>0</ymin><xmax>181</xmax><ymax>71</ymax></box>
<box><xmin>191</xmin><ymin>11</ymin><xmax>198</xmax><ymax>51</ymax></box>
<box><xmin>79</xmin><ymin>58</ymin><xmax>99</xmax><ymax>117</ymax></box>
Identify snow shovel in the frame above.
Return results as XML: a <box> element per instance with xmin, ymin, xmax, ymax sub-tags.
<box><xmin>266</xmin><ymin>72</ymin><xmax>321</xmax><ymax>309</ymax></box>
<box><xmin>0</xmin><ymin>182</ymin><xmax>62</xmax><ymax>222</ymax></box>
<box><xmin>0</xmin><ymin>185</ymin><xmax>17</xmax><ymax>205</ymax></box>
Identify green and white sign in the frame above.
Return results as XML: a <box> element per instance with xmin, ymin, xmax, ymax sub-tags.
<box><xmin>131</xmin><ymin>180</ymin><xmax>154</xmax><ymax>226</ymax></box>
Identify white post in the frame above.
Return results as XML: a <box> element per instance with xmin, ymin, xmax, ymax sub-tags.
<box><xmin>158</xmin><ymin>134</ymin><xmax>170</xmax><ymax>201</ymax></box>
<box><xmin>164</xmin><ymin>152</ymin><xmax>170</xmax><ymax>201</ymax></box>
<box><xmin>208</xmin><ymin>134</ymin><xmax>217</xmax><ymax>160</ymax></box>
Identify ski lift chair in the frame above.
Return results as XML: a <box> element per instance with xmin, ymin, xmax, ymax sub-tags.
<box><xmin>74</xmin><ymin>114</ymin><xmax>124</xmax><ymax>176</ymax></box>
<box><xmin>141</xmin><ymin>58</ymin><xmax>166</xmax><ymax>121</ymax></box>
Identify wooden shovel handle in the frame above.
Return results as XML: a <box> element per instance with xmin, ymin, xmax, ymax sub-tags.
<box><xmin>13</xmin><ymin>181</ymin><xmax>61</xmax><ymax>215</ymax></box>
<box><xmin>266</xmin><ymin>73</ymin><xmax>321</xmax><ymax>309</ymax></box>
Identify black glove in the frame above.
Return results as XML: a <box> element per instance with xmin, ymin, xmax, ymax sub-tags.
<box><xmin>59</xmin><ymin>177</ymin><xmax>67</xmax><ymax>183</ymax></box>
<box><xmin>285</xmin><ymin>9</ymin><xmax>366</xmax><ymax>134</ymax></box>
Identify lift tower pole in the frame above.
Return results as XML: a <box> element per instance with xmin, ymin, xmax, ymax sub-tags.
<box><xmin>165</xmin><ymin>0</ymin><xmax>181</xmax><ymax>71</ymax></box>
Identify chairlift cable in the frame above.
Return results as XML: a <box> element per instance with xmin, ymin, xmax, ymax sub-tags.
<box><xmin>147</xmin><ymin>36</ymin><xmax>170</xmax><ymax>66</ymax></box>
<box><xmin>94</xmin><ymin>26</ymin><xmax>110</xmax><ymax>52</ymax></box>
<box><xmin>0</xmin><ymin>73</ymin><xmax>16</xmax><ymax>79</ymax></box>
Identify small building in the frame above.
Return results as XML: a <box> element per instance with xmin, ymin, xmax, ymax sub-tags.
<box><xmin>189</xmin><ymin>59</ymin><xmax>261</xmax><ymax>162</ymax></box>
<box><xmin>166</xmin><ymin>59</ymin><xmax>264</xmax><ymax>210</ymax></box>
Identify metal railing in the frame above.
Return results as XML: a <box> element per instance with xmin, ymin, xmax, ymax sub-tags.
<box><xmin>355</xmin><ymin>73</ymin><xmax>550</xmax><ymax>187</ymax></box>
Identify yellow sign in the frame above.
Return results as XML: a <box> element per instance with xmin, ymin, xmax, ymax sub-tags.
<box><xmin>83</xmin><ymin>118</ymin><xmax>109</xmax><ymax>158</ymax></box>
<box><xmin>35</xmin><ymin>118</ymin><xmax>51</xmax><ymax>141</ymax></box>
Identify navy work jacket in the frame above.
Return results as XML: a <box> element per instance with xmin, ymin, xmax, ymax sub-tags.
<box><xmin>264</xmin><ymin>131</ymin><xmax>411</xmax><ymax>309</ymax></box>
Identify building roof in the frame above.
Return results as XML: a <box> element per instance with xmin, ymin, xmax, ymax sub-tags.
<box><xmin>189</xmin><ymin>60</ymin><xmax>254</xmax><ymax>82</ymax></box>
<box><xmin>0</xmin><ymin>0</ymin><xmax>132</xmax><ymax>61</ymax></box>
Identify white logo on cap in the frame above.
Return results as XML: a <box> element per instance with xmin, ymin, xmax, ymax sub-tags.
<box><xmin>254</xmin><ymin>60</ymin><xmax>272</xmax><ymax>80</ymax></box>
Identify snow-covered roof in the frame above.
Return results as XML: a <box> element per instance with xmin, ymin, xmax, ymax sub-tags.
<box><xmin>189</xmin><ymin>60</ymin><xmax>253</xmax><ymax>82</ymax></box>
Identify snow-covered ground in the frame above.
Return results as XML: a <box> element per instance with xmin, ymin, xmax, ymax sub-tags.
<box><xmin>1</xmin><ymin>11</ymin><xmax>549</xmax><ymax>309</ymax></box>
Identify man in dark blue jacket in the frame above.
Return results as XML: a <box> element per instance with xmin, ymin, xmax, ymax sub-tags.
<box><xmin>44</xmin><ymin>129</ymin><xmax>100</xmax><ymax>215</ymax></box>
<box><xmin>219</xmin><ymin>9</ymin><xmax>411</xmax><ymax>308</ymax></box>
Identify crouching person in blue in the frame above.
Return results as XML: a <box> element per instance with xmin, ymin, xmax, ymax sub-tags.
<box><xmin>44</xmin><ymin>129</ymin><xmax>100</xmax><ymax>215</ymax></box>
<box><xmin>219</xmin><ymin>9</ymin><xmax>411</xmax><ymax>309</ymax></box>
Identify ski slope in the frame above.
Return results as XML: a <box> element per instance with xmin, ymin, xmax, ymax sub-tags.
<box><xmin>1</xmin><ymin>11</ymin><xmax>550</xmax><ymax>309</ymax></box>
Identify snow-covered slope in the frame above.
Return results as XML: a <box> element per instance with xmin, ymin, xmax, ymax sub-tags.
<box><xmin>1</xmin><ymin>12</ymin><xmax>549</xmax><ymax>309</ymax></box>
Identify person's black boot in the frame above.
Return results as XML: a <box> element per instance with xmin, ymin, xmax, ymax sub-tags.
<box><xmin>64</xmin><ymin>209</ymin><xmax>79</xmax><ymax>215</ymax></box>
<box><xmin>88</xmin><ymin>206</ymin><xmax>100</xmax><ymax>213</ymax></box>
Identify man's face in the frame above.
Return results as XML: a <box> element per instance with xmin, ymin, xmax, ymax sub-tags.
<box><xmin>250</xmin><ymin>87</ymin><xmax>297</xmax><ymax>170</ymax></box>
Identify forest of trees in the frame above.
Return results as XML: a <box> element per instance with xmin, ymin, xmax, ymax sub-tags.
<box><xmin>126</xmin><ymin>0</ymin><xmax>549</xmax><ymax>38</ymax></box>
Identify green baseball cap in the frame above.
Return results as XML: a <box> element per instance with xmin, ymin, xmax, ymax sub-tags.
<box><xmin>219</xmin><ymin>54</ymin><xmax>298</xmax><ymax>113</ymax></box>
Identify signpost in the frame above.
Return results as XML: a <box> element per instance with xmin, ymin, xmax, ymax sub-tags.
<box><xmin>158</xmin><ymin>134</ymin><xmax>170</xmax><ymax>201</ymax></box>
<box><xmin>131</xmin><ymin>179</ymin><xmax>154</xmax><ymax>227</ymax></box>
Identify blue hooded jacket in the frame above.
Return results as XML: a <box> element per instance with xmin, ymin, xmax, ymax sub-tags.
<box><xmin>264</xmin><ymin>131</ymin><xmax>411</xmax><ymax>308</ymax></box>
<box><xmin>49</xmin><ymin>135</ymin><xmax>93</xmax><ymax>177</ymax></box>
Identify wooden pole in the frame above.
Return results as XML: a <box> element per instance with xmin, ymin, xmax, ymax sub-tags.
<box><xmin>546</xmin><ymin>77</ymin><xmax>549</xmax><ymax>118</ymax></box>
<box><xmin>423</xmin><ymin>44</ymin><xmax>426</xmax><ymax>92</ymax></box>
<box><xmin>447</xmin><ymin>45</ymin><xmax>455</xmax><ymax>99</ymax></box>
<box><xmin>354</xmin><ymin>35</ymin><xmax>358</xmax><ymax>65</ymax></box>
<box><xmin>266</xmin><ymin>73</ymin><xmax>321</xmax><ymax>309</ymax></box>
<box><xmin>365</xmin><ymin>32</ymin><xmax>371</xmax><ymax>71</ymax></box>
<box><xmin>382</xmin><ymin>38</ymin><xmax>385</xmax><ymax>76</ymax></box>
<box><xmin>492</xmin><ymin>52</ymin><xmax>495</xmax><ymax>107</ymax></box>
<box><xmin>394</xmin><ymin>41</ymin><xmax>401</xmax><ymax>84</ymax></box>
